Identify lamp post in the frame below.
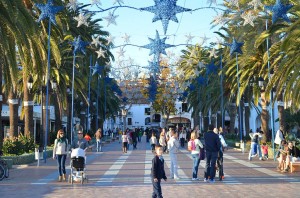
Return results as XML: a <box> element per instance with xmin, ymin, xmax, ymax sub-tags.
<box><xmin>179</xmin><ymin>107</ymin><xmax>182</xmax><ymax>131</ymax></box>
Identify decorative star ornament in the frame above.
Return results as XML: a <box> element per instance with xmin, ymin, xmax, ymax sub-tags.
<box><xmin>91</xmin><ymin>0</ymin><xmax>101</xmax><ymax>6</ymax></box>
<box><xmin>113</xmin><ymin>0</ymin><xmax>124</xmax><ymax>5</ymax></box>
<box><xmin>209</xmin><ymin>48</ymin><xmax>218</xmax><ymax>59</ymax></box>
<box><xmin>35</xmin><ymin>0</ymin><xmax>64</xmax><ymax>25</ymax></box>
<box><xmin>264</xmin><ymin>0</ymin><xmax>293</xmax><ymax>24</ymax></box>
<box><xmin>207</xmin><ymin>0</ymin><xmax>217</xmax><ymax>6</ymax></box>
<box><xmin>106</xmin><ymin>34</ymin><xmax>115</xmax><ymax>45</ymax></box>
<box><xmin>185</xmin><ymin>33</ymin><xmax>194</xmax><ymax>44</ymax></box>
<box><xmin>241</xmin><ymin>11</ymin><xmax>256</xmax><ymax>27</ymax></box>
<box><xmin>227</xmin><ymin>0</ymin><xmax>239</xmax><ymax>8</ymax></box>
<box><xmin>70</xmin><ymin>36</ymin><xmax>90</xmax><ymax>55</ymax></box>
<box><xmin>121</xmin><ymin>33</ymin><xmax>131</xmax><ymax>43</ymax></box>
<box><xmin>96</xmin><ymin>47</ymin><xmax>106</xmax><ymax>59</ymax></box>
<box><xmin>90</xmin><ymin>62</ymin><xmax>104</xmax><ymax>75</ymax></box>
<box><xmin>91</xmin><ymin>35</ymin><xmax>101</xmax><ymax>47</ymax></box>
<box><xmin>74</xmin><ymin>13</ymin><xmax>90</xmax><ymax>27</ymax></box>
<box><xmin>206</xmin><ymin>61</ymin><xmax>218</xmax><ymax>75</ymax></box>
<box><xmin>140</xmin><ymin>0</ymin><xmax>192</xmax><ymax>34</ymax></box>
<box><xmin>200</xmin><ymin>34</ymin><xmax>210</xmax><ymax>45</ymax></box>
<box><xmin>248</xmin><ymin>0</ymin><xmax>263</xmax><ymax>10</ymax></box>
<box><xmin>66</xmin><ymin>0</ymin><xmax>78</xmax><ymax>12</ymax></box>
<box><xmin>197</xmin><ymin>76</ymin><xmax>206</xmax><ymax>85</ymax></box>
<box><xmin>224</xmin><ymin>38</ymin><xmax>244</xmax><ymax>56</ymax></box>
<box><xmin>103</xmin><ymin>11</ymin><xmax>119</xmax><ymax>26</ymax></box>
<box><xmin>116</xmin><ymin>47</ymin><xmax>126</xmax><ymax>58</ymax></box>
<box><xmin>213</xmin><ymin>14</ymin><xmax>228</xmax><ymax>25</ymax></box>
<box><xmin>149</xmin><ymin>61</ymin><xmax>160</xmax><ymax>74</ymax></box>
<box><xmin>143</xmin><ymin>30</ymin><xmax>173</xmax><ymax>57</ymax></box>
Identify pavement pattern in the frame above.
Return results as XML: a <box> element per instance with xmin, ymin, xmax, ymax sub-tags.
<box><xmin>1</xmin><ymin>136</ymin><xmax>299</xmax><ymax>198</ymax></box>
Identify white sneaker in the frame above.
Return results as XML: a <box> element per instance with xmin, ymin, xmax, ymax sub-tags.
<box><xmin>204</xmin><ymin>178</ymin><xmax>208</xmax><ymax>182</ymax></box>
<box><xmin>192</xmin><ymin>178</ymin><xmax>199</xmax><ymax>181</ymax></box>
<box><xmin>174</xmin><ymin>177</ymin><xmax>180</xmax><ymax>180</ymax></box>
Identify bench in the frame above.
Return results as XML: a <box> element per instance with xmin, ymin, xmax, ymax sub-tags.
<box><xmin>290</xmin><ymin>162</ymin><xmax>300</xmax><ymax>173</ymax></box>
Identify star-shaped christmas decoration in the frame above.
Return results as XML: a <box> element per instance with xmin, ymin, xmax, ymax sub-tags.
<box><xmin>143</xmin><ymin>30</ymin><xmax>173</xmax><ymax>57</ymax></box>
<box><xmin>206</xmin><ymin>61</ymin><xmax>218</xmax><ymax>75</ymax></box>
<box><xmin>227</xmin><ymin>0</ymin><xmax>239</xmax><ymax>8</ymax></box>
<box><xmin>207</xmin><ymin>0</ymin><xmax>217</xmax><ymax>6</ymax></box>
<box><xmin>241</xmin><ymin>11</ymin><xmax>256</xmax><ymax>27</ymax></box>
<box><xmin>224</xmin><ymin>38</ymin><xmax>244</xmax><ymax>56</ymax></box>
<box><xmin>90</xmin><ymin>62</ymin><xmax>104</xmax><ymax>76</ymax></box>
<box><xmin>116</xmin><ymin>47</ymin><xmax>126</xmax><ymax>58</ymax></box>
<box><xmin>140</xmin><ymin>0</ymin><xmax>192</xmax><ymax>34</ymax></box>
<box><xmin>248</xmin><ymin>0</ymin><xmax>263</xmax><ymax>10</ymax></box>
<box><xmin>209</xmin><ymin>48</ymin><xmax>218</xmax><ymax>59</ymax></box>
<box><xmin>213</xmin><ymin>14</ymin><xmax>228</xmax><ymax>25</ymax></box>
<box><xmin>106</xmin><ymin>34</ymin><xmax>115</xmax><ymax>45</ymax></box>
<box><xmin>121</xmin><ymin>33</ymin><xmax>131</xmax><ymax>43</ymax></box>
<box><xmin>113</xmin><ymin>0</ymin><xmax>124</xmax><ymax>5</ymax></box>
<box><xmin>66</xmin><ymin>0</ymin><xmax>78</xmax><ymax>12</ymax></box>
<box><xmin>74</xmin><ymin>13</ymin><xmax>90</xmax><ymax>27</ymax></box>
<box><xmin>35</xmin><ymin>0</ymin><xmax>64</xmax><ymax>25</ymax></box>
<box><xmin>96</xmin><ymin>47</ymin><xmax>106</xmax><ymax>59</ymax></box>
<box><xmin>103</xmin><ymin>11</ymin><xmax>119</xmax><ymax>26</ymax></box>
<box><xmin>91</xmin><ymin>0</ymin><xmax>101</xmax><ymax>6</ymax></box>
<box><xmin>70</xmin><ymin>36</ymin><xmax>90</xmax><ymax>55</ymax></box>
<box><xmin>264</xmin><ymin>0</ymin><xmax>293</xmax><ymax>24</ymax></box>
<box><xmin>200</xmin><ymin>34</ymin><xmax>210</xmax><ymax>45</ymax></box>
<box><xmin>185</xmin><ymin>33</ymin><xmax>194</xmax><ymax>43</ymax></box>
<box><xmin>91</xmin><ymin>35</ymin><xmax>101</xmax><ymax>47</ymax></box>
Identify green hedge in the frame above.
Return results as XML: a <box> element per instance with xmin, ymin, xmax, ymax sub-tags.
<box><xmin>2</xmin><ymin>149</ymin><xmax>53</xmax><ymax>165</ymax></box>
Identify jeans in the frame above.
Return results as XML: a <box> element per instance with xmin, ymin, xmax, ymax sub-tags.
<box><xmin>57</xmin><ymin>154</ymin><xmax>67</xmax><ymax>176</ymax></box>
<box><xmin>180</xmin><ymin>138</ymin><xmax>185</xmax><ymax>148</ymax></box>
<box><xmin>152</xmin><ymin>178</ymin><xmax>163</xmax><ymax>198</ymax></box>
<box><xmin>257</xmin><ymin>143</ymin><xmax>262</xmax><ymax>158</ymax></box>
<box><xmin>192</xmin><ymin>154</ymin><xmax>200</xmax><ymax>178</ymax></box>
<box><xmin>169</xmin><ymin>153</ymin><xmax>179</xmax><ymax>178</ymax></box>
<box><xmin>248</xmin><ymin>142</ymin><xmax>257</xmax><ymax>160</ymax></box>
<box><xmin>205</xmin><ymin>151</ymin><xmax>218</xmax><ymax>180</ymax></box>
<box><xmin>96</xmin><ymin>139</ymin><xmax>102</xmax><ymax>152</ymax></box>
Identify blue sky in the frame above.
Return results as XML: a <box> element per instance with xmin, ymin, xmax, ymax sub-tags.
<box><xmin>79</xmin><ymin>0</ymin><xmax>224</xmax><ymax>78</ymax></box>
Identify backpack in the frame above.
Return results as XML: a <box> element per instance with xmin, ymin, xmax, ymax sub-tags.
<box><xmin>188</xmin><ymin>140</ymin><xmax>196</xmax><ymax>151</ymax></box>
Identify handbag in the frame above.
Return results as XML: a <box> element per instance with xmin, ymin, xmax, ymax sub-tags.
<box><xmin>199</xmin><ymin>148</ymin><xmax>205</xmax><ymax>160</ymax></box>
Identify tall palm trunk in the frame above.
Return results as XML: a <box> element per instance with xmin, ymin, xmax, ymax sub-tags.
<box><xmin>8</xmin><ymin>88</ymin><xmax>19</xmax><ymax>137</ymax></box>
<box><xmin>228</xmin><ymin>103</ymin><xmax>237</xmax><ymax>134</ymax></box>
<box><xmin>0</xmin><ymin>57</ymin><xmax>3</xmax><ymax>148</ymax></box>
<box><xmin>260</xmin><ymin>91</ymin><xmax>269</xmax><ymax>142</ymax></box>
<box><xmin>53</xmin><ymin>92</ymin><xmax>62</xmax><ymax>132</ymax></box>
<box><xmin>244</xmin><ymin>93</ymin><xmax>250</xmax><ymax>136</ymax></box>
<box><xmin>23</xmin><ymin>74</ymin><xmax>34</xmax><ymax>137</ymax></box>
<box><xmin>277</xmin><ymin>92</ymin><xmax>286</xmax><ymax>134</ymax></box>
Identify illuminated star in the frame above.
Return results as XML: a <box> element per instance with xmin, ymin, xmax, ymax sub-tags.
<box><xmin>224</xmin><ymin>38</ymin><xmax>244</xmax><ymax>56</ymax></box>
<box><xmin>90</xmin><ymin>62</ymin><xmax>104</xmax><ymax>75</ymax></box>
<box><xmin>74</xmin><ymin>13</ymin><xmax>89</xmax><ymax>27</ymax></box>
<box><xmin>189</xmin><ymin>49</ymin><xmax>197</xmax><ymax>58</ymax></box>
<box><xmin>106</xmin><ymin>34</ymin><xmax>115</xmax><ymax>45</ymax></box>
<box><xmin>113</xmin><ymin>0</ymin><xmax>124</xmax><ymax>5</ymax></box>
<box><xmin>185</xmin><ymin>33</ymin><xmax>194</xmax><ymax>43</ymax></box>
<box><xmin>70</xmin><ymin>36</ymin><xmax>90</xmax><ymax>55</ymax></box>
<box><xmin>142</xmin><ymin>30</ymin><xmax>174</xmax><ymax>57</ymax></box>
<box><xmin>91</xmin><ymin>35</ymin><xmax>101</xmax><ymax>47</ymax></box>
<box><xmin>116</xmin><ymin>47</ymin><xmax>126</xmax><ymax>58</ymax></box>
<box><xmin>241</xmin><ymin>11</ymin><xmax>256</xmax><ymax>27</ymax></box>
<box><xmin>186</xmin><ymin>59</ymin><xmax>194</xmax><ymax>66</ymax></box>
<box><xmin>91</xmin><ymin>0</ymin><xmax>101</xmax><ymax>6</ymax></box>
<box><xmin>34</xmin><ymin>0</ymin><xmax>64</xmax><ymax>25</ymax></box>
<box><xmin>227</xmin><ymin>0</ymin><xmax>239</xmax><ymax>8</ymax></box>
<box><xmin>141</xmin><ymin>0</ymin><xmax>192</xmax><ymax>34</ymax></box>
<box><xmin>265</xmin><ymin>0</ymin><xmax>293</xmax><ymax>24</ymax></box>
<box><xmin>200</xmin><ymin>34</ymin><xmax>210</xmax><ymax>45</ymax></box>
<box><xmin>213</xmin><ymin>14</ymin><xmax>228</xmax><ymax>25</ymax></box>
<box><xmin>209</xmin><ymin>48</ymin><xmax>218</xmax><ymax>59</ymax></box>
<box><xmin>121</xmin><ymin>33</ymin><xmax>130</xmax><ymax>43</ymax></box>
<box><xmin>207</xmin><ymin>0</ymin><xmax>217</xmax><ymax>6</ymax></box>
<box><xmin>96</xmin><ymin>48</ymin><xmax>106</xmax><ymax>58</ymax></box>
<box><xmin>66</xmin><ymin>0</ymin><xmax>78</xmax><ymax>12</ymax></box>
<box><xmin>103</xmin><ymin>11</ymin><xmax>119</xmax><ymax>26</ymax></box>
<box><xmin>248</xmin><ymin>0</ymin><xmax>263</xmax><ymax>10</ymax></box>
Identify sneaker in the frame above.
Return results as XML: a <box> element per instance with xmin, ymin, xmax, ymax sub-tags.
<box><xmin>192</xmin><ymin>178</ymin><xmax>197</xmax><ymax>181</ymax></box>
<box><xmin>204</xmin><ymin>178</ymin><xmax>208</xmax><ymax>182</ymax></box>
<box><xmin>259</xmin><ymin>158</ymin><xmax>265</xmax><ymax>161</ymax></box>
<box><xmin>174</xmin><ymin>177</ymin><xmax>180</xmax><ymax>180</ymax></box>
<box><xmin>209</xmin><ymin>179</ymin><xmax>215</xmax><ymax>183</ymax></box>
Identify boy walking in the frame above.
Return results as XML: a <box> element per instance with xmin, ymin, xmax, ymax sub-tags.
<box><xmin>151</xmin><ymin>145</ymin><xmax>167</xmax><ymax>198</ymax></box>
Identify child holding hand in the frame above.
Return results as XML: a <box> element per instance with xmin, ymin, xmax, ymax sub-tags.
<box><xmin>151</xmin><ymin>145</ymin><xmax>167</xmax><ymax>198</ymax></box>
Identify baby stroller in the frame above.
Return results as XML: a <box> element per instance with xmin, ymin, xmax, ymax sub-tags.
<box><xmin>68</xmin><ymin>148</ymin><xmax>88</xmax><ymax>184</ymax></box>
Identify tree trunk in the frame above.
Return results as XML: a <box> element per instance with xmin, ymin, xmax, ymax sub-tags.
<box><xmin>277</xmin><ymin>92</ymin><xmax>286</xmax><ymax>135</ymax></box>
<box><xmin>23</xmin><ymin>74</ymin><xmax>34</xmax><ymax>137</ymax></box>
<box><xmin>228</xmin><ymin>103</ymin><xmax>237</xmax><ymax>134</ymax></box>
<box><xmin>193</xmin><ymin>112</ymin><xmax>200</xmax><ymax>130</ymax></box>
<box><xmin>0</xmin><ymin>57</ymin><xmax>3</xmax><ymax>148</ymax></box>
<box><xmin>260</xmin><ymin>91</ymin><xmax>269</xmax><ymax>142</ymax></box>
<box><xmin>8</xmin><ymin>89</ymin><xmax>19</xmax><ymax>137</ymax></box>
<box><xmin>53</xmin><ymin>92</ymin><xmax>62</xmax><ymax>132</ymax></box>
<box><xmin>244</xmin><ymin>102</ymin><xmax>251</xmax><ymax>136</ymax></box>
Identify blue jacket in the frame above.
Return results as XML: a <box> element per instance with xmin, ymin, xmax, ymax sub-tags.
<box><xmin>151</xmin><ymin>155</ymin><xmax>167</xmax><ymax>180</ymax></box>
<box><xmin>204</xmin><ymin>131</ymin><xmax>221</xmax><ymax>152</ymax></box>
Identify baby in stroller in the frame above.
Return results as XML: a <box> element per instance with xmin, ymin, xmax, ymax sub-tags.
<box><xmin>69</xmin><ymin>148</ymin><xmax>88</xmax><ymax>184</ymax></box>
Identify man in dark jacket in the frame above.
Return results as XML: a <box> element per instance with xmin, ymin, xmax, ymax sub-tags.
<box><xmin>204</xmin><ymin>124</ymin><xmax>221</xmax><ymax>183</ymax></box>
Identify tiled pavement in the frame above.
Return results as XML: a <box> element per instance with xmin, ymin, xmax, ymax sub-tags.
<box><xmin>1</xmin><ymin>137</ymin><xmax>299</xmax><ymax>198</ymax></box>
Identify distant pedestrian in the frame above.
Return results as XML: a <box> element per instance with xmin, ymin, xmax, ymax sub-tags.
<box><xmin>150</xmin><ymin>133</ymin><xmax>157</xmax><ymax>153</ymax></box>
<box><xmin>121</xmin><ymin>131</ymin><xmax>128</xmax><ymax>153</ymax></box>
<box><xmin>188</xmin><ymin>131</ymin><xmax>203</xmax><ymax>180</ymax></box>
<box><xmin>204</xmin><ymin>124</ymin><xmax>221</xmax><ymax>183</ymax></box>
<box><xmin>53</xmin><ymin>129</ymin><xmax>68</xmax><ymax>182</ymax></box>
<box><xmin>261</xmin><ymin>142</ymin><xmax>268</xmax><ymax>160</ymax></box>
<box><xmin>167</xmin><ymin>128</ymin><xmax>180</xmax><ymax>180</ymax></box>
<box><xmin>179</xmin><ymin>130</ymin><xmax>186</xmax><ymax>148</ymax></box>
<box><xmin>151</xmin><ymin>145</ymin><xmax>167</xmax><ymax>198</ymax></box>
<box><xmin>94</xmin><ymin>128</ymin><xmax>103</xmax><ymax>152</ymax></box>
<box><xmin>159</xmin><ymin>129</ymin><xmax>167</xmax><ymax>153</ymax></box>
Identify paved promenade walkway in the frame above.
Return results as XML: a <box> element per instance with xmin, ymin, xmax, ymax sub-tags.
<box><xmin>1</xmin><ymin>136</ymin><xmax>299</xmax><ymax>197</ymax></box>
